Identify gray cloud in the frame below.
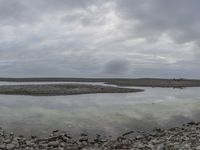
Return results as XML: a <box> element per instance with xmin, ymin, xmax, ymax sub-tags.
<box><xmin>0</xmin><ymin>0</ymin><xmax>199</xmax><ymax>78</ymax></box>
<box><xmin>0</xmin><ymin>0</ymin><xmax>104</xmax><ymax>25</ymax></box>
<box><xmin>115</xmin><ymin>0</ymin><xmax>200</xmax><ymax>50</ymax></box>
<box><xmin>103</xmin><ymin>59</ymin><xmax>130</xmax><ymax>75</ymax></box>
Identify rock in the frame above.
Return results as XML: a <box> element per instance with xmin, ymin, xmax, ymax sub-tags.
<box><xmin>0</xmin><ymin>144</ymin><xmax>6</xmax><ymax>149</ymax></box>
<box><xmin>6</xmin><ymin>143</ymin><xmax>15</xmax><ymax>150</ymax></box>
<box><xmin>48</xmin><ymin>141</ymin><xmax>59</xmax><ymax>147</ymax></box>
<box><xmin>155</xmin><ymin>144</ymin><xmax>164</xmax><ymax>150</ymax></box>
<box><xmin>53</xmin><ymin>130</ymin><xmax>59</xmax><ymax>133</ymax></box>
<box><xmin>26</xmin><ymin>141</ymin><xmax>34</xmax><ymax>146</ymax></box>
<box><xmin>188</xmin><ymin>122</ymin><xmax>196</xmax><ymax>125</ymax></box>
<box><xmin>38</xmin><ymin>143</ymin><xmax>48</xmax><ymax>148</ymax></box>
<box><xmin>81</xmin><ymin>133</ymin><xmax>88</xmax><ymax>137</ymax></box>
<box><xmin>31</xmin><ymin>135</ymin><xmax>37</xmax><ymax>139</ymax></box>
<box><xmin>4</xmin><ymin>139</ymin><xmax>11</xmax><ymax>144</ymax></box>
<box><xmin>146</xmin><ymin>144</ymin><xmax>155</xmax><ymax>149</ymax></box>
<box><xmin>135</xmin><ymin>135</ymin><xmax>143</xmax><ymax>140</ymax></box>
<box><xmin>196</xmin><ymin>145</ymin><xmax>200</xmax><ymax>150</ymax></box>
<box><xmin>136</xmin><ymin>143</ymin><xmax>145</xmax><ymax>148</ymax></box>
<box><xmin>79</xmin><ymin>137</ymin><xmax>88</xmax><ymax>142</ymax></box>
<box><xmin>9</xmin><ymin>132</ymin><xmax>14</xmax><ymax>137</ymax></box>
<box><xmin>151</xmin><ymin>139</ymin><xmax>161</xmax><ymax>144</ymax></box>
<box><xmin>60</xmin><ymin>142</ymin><xmax>66</xmax><ymax>147</ymax></box>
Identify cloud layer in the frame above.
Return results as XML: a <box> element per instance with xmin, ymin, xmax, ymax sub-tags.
<box><xmin>0</xmin><ymin>0</ymin><xmax>199</xmax><ymax>78</ymax></box>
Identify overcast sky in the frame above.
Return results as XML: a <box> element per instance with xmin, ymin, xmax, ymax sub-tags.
<box><xmin>0</xmin><ymin>0</ymin><xmax>199</xmax><ymax>78</ymax></box>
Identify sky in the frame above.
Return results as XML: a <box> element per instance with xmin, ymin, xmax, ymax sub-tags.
<box><xmin>0</xmin><ymin>0</ymin><xmax>199</xmax><ymax>78</ymax></box>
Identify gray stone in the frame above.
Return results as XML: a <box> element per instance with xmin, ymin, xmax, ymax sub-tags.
<box><xmin>0</xmin><ymin>144</ymin><xmax>6</xmax><ymax>149</ymax></box>
<box><xmin>48</xmin><ymin>141</ymin><xmax>59</xmax><ymax>147</ymax></box>
<box><xmin>6</xmin><ymin>143</ymin><xmax>15</xmax><ymax>150</ymax></box>
<box><xmin>155</xmin><ymin>144</ymin><xmax>164</xmax><ymax>150</ymax></box>
<box><xmin>196</xmin><ymin>145</ymin><xmax>200</xmax><ymax>150</ymax></box>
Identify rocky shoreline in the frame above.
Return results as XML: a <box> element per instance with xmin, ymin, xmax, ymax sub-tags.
<box><xmin>1</xmin><ymin>122</ymin><xmax>200</xmax><ymax>149</ymax></box>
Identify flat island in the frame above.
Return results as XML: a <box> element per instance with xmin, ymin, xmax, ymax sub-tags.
<box><xmin>0</xmin><ymin>84</ymin><xmax>143</xmax><ymax>96</ymax></box>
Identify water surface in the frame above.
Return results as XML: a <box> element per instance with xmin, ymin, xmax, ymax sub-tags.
<box><xmin>0</xmin><ymin>82</ymin><xmax>200</xmax><ymax>137</ymax></box>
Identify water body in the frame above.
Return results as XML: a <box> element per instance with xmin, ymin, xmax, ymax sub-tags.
<box><xmin>0</xmin><ymin>81</ymin><xmax>200</xmax><ymax>137</ymax></box>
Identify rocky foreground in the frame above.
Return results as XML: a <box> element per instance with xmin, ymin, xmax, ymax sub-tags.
<box><xmin>1</xmin><ymin>122</ymin><xmax>200</xmax><ymax>150</ymax></box>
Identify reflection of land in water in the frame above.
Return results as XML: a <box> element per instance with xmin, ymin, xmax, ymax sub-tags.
<box><xmin>0</xmin><ymin>82</ymin><xmax>199</xmax><ymax>137</ymax></box>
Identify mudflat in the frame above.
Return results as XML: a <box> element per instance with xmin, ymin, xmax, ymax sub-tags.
<box><xmin>0</xmin><ymin>84</ymin><xmax>143</xmax><ymax>96</ymax></box>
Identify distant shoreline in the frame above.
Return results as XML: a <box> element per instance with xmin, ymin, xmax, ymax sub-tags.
<box><xmin>1</xmin><ymin>78</ymin><xmax>200</xmax><ymax>88</ymax></box>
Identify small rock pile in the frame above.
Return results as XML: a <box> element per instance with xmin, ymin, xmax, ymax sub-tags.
<box><xmin>1</xmin><ymin>122</ymin><xmax>200</xmax><ymax>149</ymax></box>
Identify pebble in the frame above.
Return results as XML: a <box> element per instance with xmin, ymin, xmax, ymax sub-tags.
<box><xmin>0</xmin><ymin>122</ymin><xmax>200</xmax><ymax>149</ymax></box>
<box><xmin>48</xmin><ymin>141</ymin><xmax>59</xmax><ymax>147</ymax></box>
<box><xmin>6</xmin><ymin>143</ymin><xmax>15</xmax><ymax>150</ymax></box>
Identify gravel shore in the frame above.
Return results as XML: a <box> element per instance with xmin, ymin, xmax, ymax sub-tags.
<box><xmin>1</xmin><ymin>122</ymin><xmax>200</xmax><ymax>149</ymax></box>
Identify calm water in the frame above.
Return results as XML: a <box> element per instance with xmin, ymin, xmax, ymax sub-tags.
<box><xmin>0</xmin><ymin>82</ymin><xmax>200</xmax><ymax>137</ymax></box>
